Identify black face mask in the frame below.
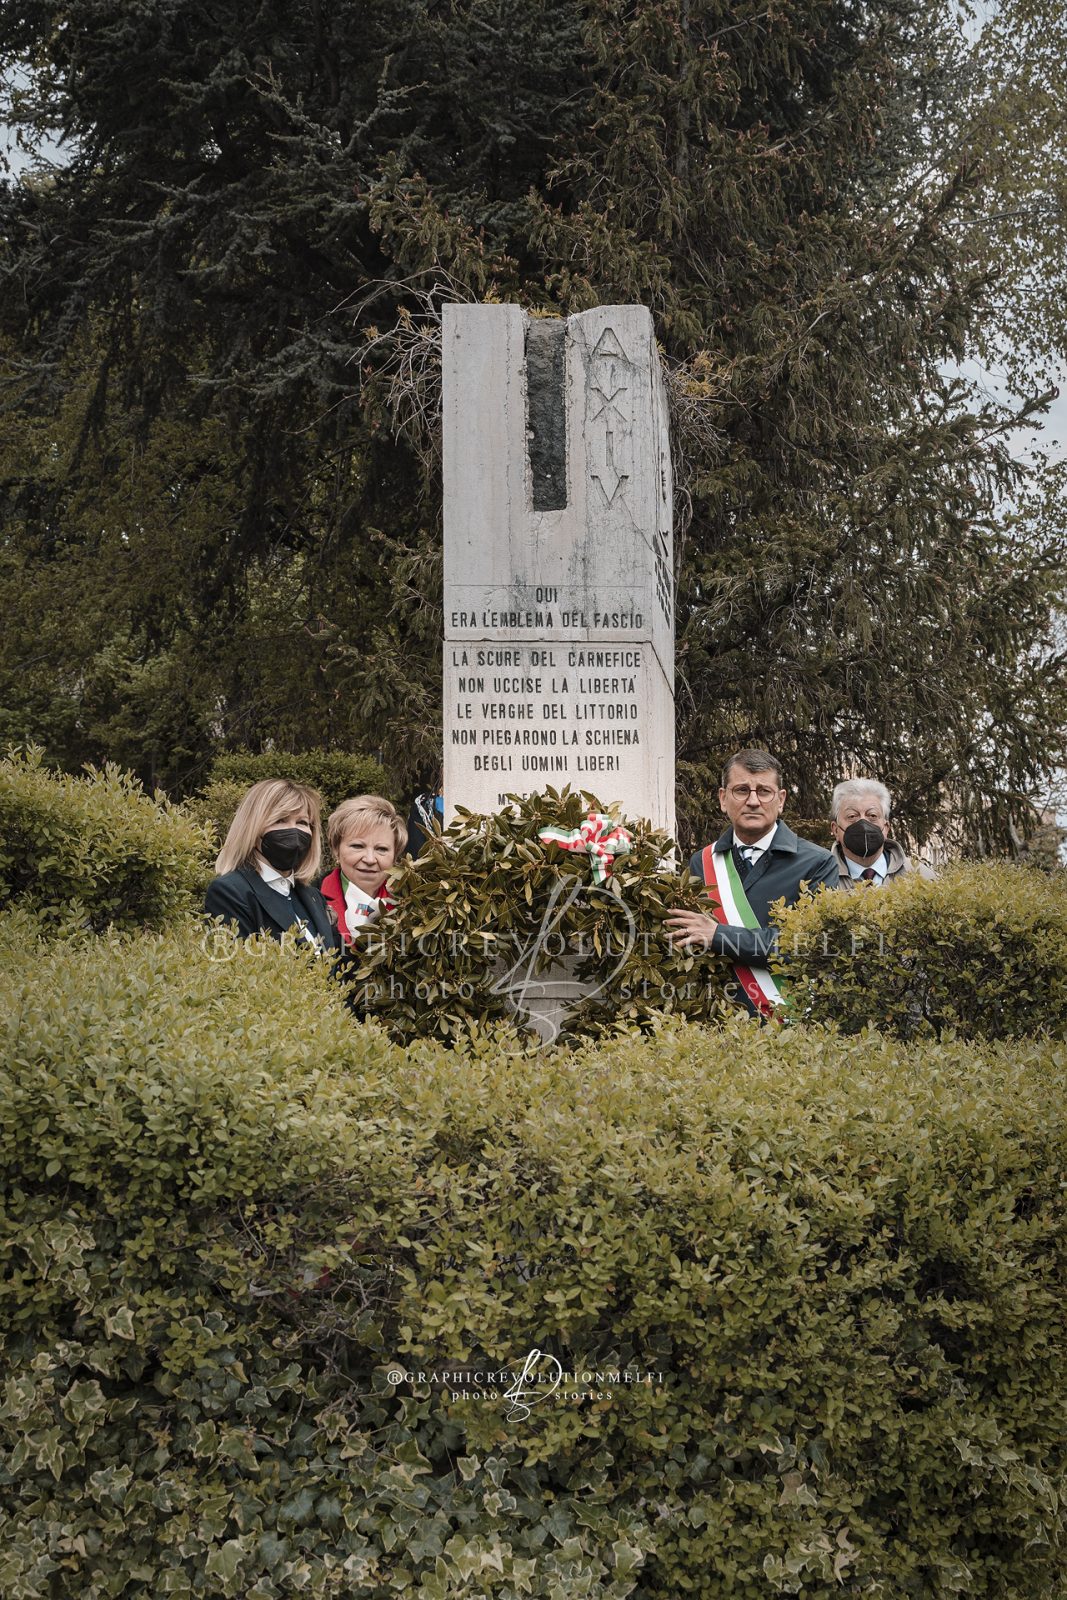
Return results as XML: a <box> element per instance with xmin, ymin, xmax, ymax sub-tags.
<box><xmin>260</xmin><ymin>826</ymin><xmax>312</xmax><ymax>873</ymax></box>
<box><xmin>842</xmin><ymin>819</ymin><xmax>886</xmax><ymax>859</ymax></box>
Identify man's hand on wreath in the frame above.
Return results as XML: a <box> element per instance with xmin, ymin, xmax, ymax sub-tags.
<box><xmin>665</xmin><ymin>909</ymin><xmax>721</xmax><ymax>950</ymax></box>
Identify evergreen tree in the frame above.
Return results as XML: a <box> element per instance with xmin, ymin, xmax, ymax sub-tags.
<box><xmin>1</xmin><ymin>0</ymin><xmax>1063</xmax><ymax>847</ymax></box>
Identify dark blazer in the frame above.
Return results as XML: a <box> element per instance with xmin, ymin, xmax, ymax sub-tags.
<box><xmin>204</xmin><ymin>866</ymin><xmax>340</xmax><ymax>952</ymax></box>
<box><xmin>689</xmin><ymin>820</ymin><xmax>839</xmax><ymax>963</ymax></box>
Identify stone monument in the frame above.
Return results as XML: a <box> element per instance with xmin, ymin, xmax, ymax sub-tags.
<box><xmin>442</xmin><ymin>304</ymin><xmax>675</xmax><ymax>834</ymax></box>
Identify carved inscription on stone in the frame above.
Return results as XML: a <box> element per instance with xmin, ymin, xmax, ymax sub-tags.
<box><xmin>443</xmin><ymin>303</ymin><xmax>675</xmax><ymax>830</ymax></box>
<box><xmin>449</xmin><ymin>640</ymin><xmax>647</xmax><ymax>804</ymax></box>
<box><xmin>587</xmin><ymin>326</ymin><xmax>632</xmax><ymax>507</ymax></box>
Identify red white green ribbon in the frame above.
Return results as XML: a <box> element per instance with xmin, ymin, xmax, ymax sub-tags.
<box><xmin>539</xmin><ymin>813</ymin><xmax>632</xmax><ymax>884</ymax></box>
<box><xmin>701</xmin><ymin>844</ymin><xmax>784</xmax><ymax>1018</ymax></box>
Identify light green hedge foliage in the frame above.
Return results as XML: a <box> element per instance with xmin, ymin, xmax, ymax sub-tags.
<box><xmin>0</xmin><ymin>747</ymin><xmax>212</xmax><ymax>931</ymax></box>
<box><xmin>773</xmin><ymin>863</ymin><xmax>1067</xmax><ymax>1039</ymax></box>
<box><xmin>185</xmin><ymin>750</ymin><xmax>390</xmax><ymax>846</ymax></box>
<box><xmin>352</xmin><ymin>788</ymin><xmax>733</xmax><ymax>1041</ymax></box>
<box><xmin>3</xmin><ymin>922</ymin><xmax>1065</xmax><ymax>1599</ymax></box>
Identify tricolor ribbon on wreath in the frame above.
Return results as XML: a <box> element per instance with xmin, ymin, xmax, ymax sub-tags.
<box><xmin>538</xmin><ymin>813</ymin><xmax>632</xmax><ymax>884</ymax></box>
<box><xmin>700</xmin><ymin>844</ymin><xmax>785</xmax><ymax>1019</ymax></box>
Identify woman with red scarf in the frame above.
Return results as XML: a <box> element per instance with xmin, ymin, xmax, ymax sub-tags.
<box><xmin>319</xmin><ymin>794</ymin><xmax>407</xmax><ymax>948</ymax></box>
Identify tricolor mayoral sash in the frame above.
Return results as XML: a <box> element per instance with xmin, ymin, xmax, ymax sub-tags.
<box><xmin>701</xmin><ymin>844</ymin><xmax>785</xmax><ymax>1018</ymax></box>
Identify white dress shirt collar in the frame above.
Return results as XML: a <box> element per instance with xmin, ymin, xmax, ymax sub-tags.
<box><xmin>735</xmin><ymin>823</ymin><xmax>779</xmax><ymax>857</ymax></box>
<box><xmin>846</xmin><ymin>850</ymin><xmax>888</xmax><ymax>882</ymax></box>
<box><xmin>256</xmin><ymin>858</ymin><xmax>293</xmax><ymax>897</ymax></box>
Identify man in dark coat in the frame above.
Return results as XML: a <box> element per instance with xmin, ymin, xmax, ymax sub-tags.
<box><xmin>666</xmin><ymin>748</ymin><xmax>839</xmax><ymax>1013</ymax></box>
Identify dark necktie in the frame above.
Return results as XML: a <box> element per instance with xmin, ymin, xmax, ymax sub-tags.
<box><xmin>735</xmin><ymin>845</ymin><xmax>753</xmax><ymax>881</ymax></box>
<box><xmin>860</xmin><ymin>867</ymin><xmax>877</xmax><ymax>881</ymax></box>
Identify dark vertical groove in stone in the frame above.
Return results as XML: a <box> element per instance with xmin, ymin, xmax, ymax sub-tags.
<box><xmin>526</xmin><ymin>319</ymin><xmax>567</xmax><ymax>510</ymax></box>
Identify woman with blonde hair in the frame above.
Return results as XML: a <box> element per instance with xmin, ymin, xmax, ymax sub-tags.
<box><xmin>320</xmin><ymin>794</ymin><xmax>407</xmax><ymax>947</ymax></box>
<box><xmin>204</xmin><ymin>778</ymin><xmax>338</xmax><ymax>950</ymax></box>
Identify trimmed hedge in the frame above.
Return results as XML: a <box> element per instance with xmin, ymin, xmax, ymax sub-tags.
<box><xmin>2</xmin><ymin>922</ymin><xmax>1065</xmax><ymax>1598</ymax></box>
<box><xmin>0</xmin><ymin>747</ymin><xmax>212</xmax><ymax>931</ymax></box>
<box><xmin>186</xmin><ymin>749</ymin><xmax>390</xmax><ymax>845</ymax></box>
<box><xmin>773</xmin><ymin>863</ymin><xmax>1067</xmax><ymax>1039</ymax></box>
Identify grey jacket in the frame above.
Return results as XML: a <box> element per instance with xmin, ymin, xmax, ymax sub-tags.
<box><xmin>689</xmin><ymin>821</ymin><xmax>840</xmax><ymax>963</ymax></box>
<box><xmin>830</xmin><ymin>839</ymin><xmax>935</xmax><ymax>889</ymax></box>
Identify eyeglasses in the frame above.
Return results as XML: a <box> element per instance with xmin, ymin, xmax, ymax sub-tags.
<box><xmin>727</xmin><ymin>785</ymin><xmax>780</xmax><ymax>801</ymax></box>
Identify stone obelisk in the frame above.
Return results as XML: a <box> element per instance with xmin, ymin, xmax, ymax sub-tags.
<box><xmin>442</xmin><ymin>304</ymin><xmax>674</xmax><ymax>834</ymax></box>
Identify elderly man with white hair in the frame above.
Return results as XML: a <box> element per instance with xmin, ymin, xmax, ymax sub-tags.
<box><xmin>830</xmin><ymin>778</ymin><xmax>935</xmax><ymax>888</ymax></box>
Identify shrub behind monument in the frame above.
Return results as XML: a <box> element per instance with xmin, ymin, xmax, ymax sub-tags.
<box><xmin>186</xmin><ymin>748</ymin><xmax>389</xmax><ymax>846</ymax></box>
<box><xmin>0</xmin><ymin>746</ymin><xmax>211</xmax><ymax>931</ymax></box>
